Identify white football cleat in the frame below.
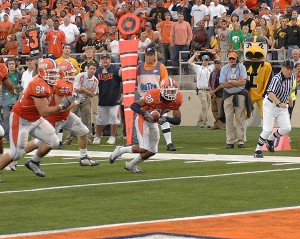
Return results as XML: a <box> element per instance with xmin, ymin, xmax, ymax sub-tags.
<box><xmin>106</xmin><ymin>136</ymin><xmax>116</xmax><ymax>145</ymax></box>
<box><xmin>93</xmin><ymin>137</ymin><xmax>101</xmax><ymax>144</ymax></box>
<box><xmin>109</xmin><ymin>146</ymin><xmax>122</xmax><ymax>164</ymax></box>
<box><xmin>125</xmin><ymin>162</ymin><xmax>143</xmax><ymax>173</ymax></box>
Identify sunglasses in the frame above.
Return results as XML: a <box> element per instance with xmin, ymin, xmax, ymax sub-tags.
<box><xmin>229</xmin><ymin>57</ymin><xmax>236</xmax><ymax>60</ymax></box>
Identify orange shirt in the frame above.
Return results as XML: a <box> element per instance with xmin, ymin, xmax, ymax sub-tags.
<box><xmin>45</xmin><ymin>79</ymin><xmax>73</xmax><ymax>125</ymax></box>
<box><xmin>45</xmin><ymin>29</ymin><xmax>66</xmax><ymax>59</ymax></box>
<box><xmin>0</xmin><ymin>63</ymin><xmax>8</xmax><ymax>81</ymax></box>
<box><xmin>12</xmin><ymin>75</ymin><xmax>54</xmax><ymax>122</ymax></box>
<box><xmin>0</xmin><ymin>2</ymin><xmax>11</xmax><ymax>9</ymax></box>
<box><xmin>0</xmin><ymin>21</ymin><xmax>12</xmax><ymax>38</ymax></box>
<box><xmin>246</xmin><ymin>0</ymin><xmax>259</xmax><ymax>10</ymax></box>
<box><xmin>95</xmin><ymin>24</ymin><xmax>109</xmax><ymax>40</ymax></box>
<box><xmin>6</xmin><ymin>40</ymin><xmax>19</xmax><ymax>55</ymax></box>
<box><xmin>157</xmin><ymin>20</ymin><xmax>174</xmax><ymax>44</ymax></box>
<box><xmin>273</xmin><ymin>0</ymin><xmax>292</xmax><ymax>13</ymax></box>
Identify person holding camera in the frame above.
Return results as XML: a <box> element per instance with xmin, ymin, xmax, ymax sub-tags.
<box><xmin>219</xmin><ymin>51</ymin><xmax>250</xmax><ymax>149</ymax></box>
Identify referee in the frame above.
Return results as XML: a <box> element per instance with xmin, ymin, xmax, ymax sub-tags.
<box><xmin>254</xmin><ymin>59</ymin><xmax>295</xmax><ymax>158</ymax></box>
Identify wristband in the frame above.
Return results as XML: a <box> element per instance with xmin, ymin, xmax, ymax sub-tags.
<box><xmin>276</xmin><ymin>102</ymin><xmax>281</xmax><ymax>107</ymax></box>
<box><xmin>58</xmin><ymin>104</ymin><xmax>63</xmax><ymax>110</ymax></box>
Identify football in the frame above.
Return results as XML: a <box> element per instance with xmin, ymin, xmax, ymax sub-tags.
<box><xmin>150</xmin><ymin>110</ymin><xmax>160</xmax><ymax>123</ymax></box>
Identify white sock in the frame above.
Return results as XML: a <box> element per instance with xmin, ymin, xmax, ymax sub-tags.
<box><xmin>128</xmin><ymin>154</ymin><xmax>143</xmax><ymax>168</ymax></box>
<box><xmin>119</xmin><ymin>146</ymin><xmax>133</xmax><ymax>154</ymax></box>
<box><xmin>80</xmin><ymin>148</ymin><xmax>87</xmax><ymax>157</ymax></box>
<box><xmin>160</xmin><ymin>122</ymin><xmax>172</xmax><ymax>145</ymax></box>
<box><xmin>58</xmin><ymin>132</ymin><xmax>63</xmax><ymax>142</ymax></box>
<box><xmin>31</xmin><ymin>154</ymin><xmax>41</xmax><ymax>163</ymax></box>
<box><xmin>255</xmin><ymin>145</ymin><xmax>262</xmax><ymax>151</ymax></box>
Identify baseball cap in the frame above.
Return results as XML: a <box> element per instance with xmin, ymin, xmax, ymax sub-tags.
<box><xmin>89</xmin><ymin>9</ymin><xmax>95</xmax><ymax>13</ymax></box>
<box><xmin>202</xmin><ymin>55</ymin><xmax>210</xmax><ymax>61</ymax></box>
<box><xmin>80</xmin><ymin>33</ymin><xmax>87</xmax><ymax>37</ymax></box>
<box><xmin>100</xmin><ymin>51</ymin><xmax>110</xmax><ymax>59</ymax></box>
<box><xmin>145</xmin><ymin>22</ymin><xmax>152</xmax><ymax>27</ymax></box>
<box><xmin>282</xmin><ymin>59</ymin><xmax>294</xmax><ymax>68</ymax></box>
<box><xmin>145</xmin><ymin>47</ymin><xmax>155</xmax><ymax>54</ymax></box>
<box><xmin>243</xmin><ymin>9</ymin><xmax>249</xmax><ymax>14</ymax></box>
<box><xmin>228</xmin><ymin>51</ymin><xmax>239</xmax><ymax>59</ymax></box>
<box><xmin>291</xmin><ymin>16</ymin><xmax>297</xmax><ymax>20</ymax></box>
<box><xmin>214</xmin><ymin>58</ymin><xmax>221</xmax><ymax>63</ymax></box>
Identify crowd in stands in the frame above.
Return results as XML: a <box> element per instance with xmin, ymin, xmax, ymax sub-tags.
<box><xmin>0</xmin><ymin>0</ymin><xmax>299</xmax><ymax>71</ymax></box>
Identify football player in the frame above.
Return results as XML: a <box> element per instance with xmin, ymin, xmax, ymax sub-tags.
<box><xmin>23</xmin><ymin>60</ymin><xmax>99</xmax><ymax>177</ymax></box>
<box><xmin>109</xmin><ymin>78</ymin><xmax>183</xmax><ymax>173</ymax></box>
<box><xmin>0</xmin><ymin>58</ymin><xmax>74</xmax><ymax>175</ymax></box>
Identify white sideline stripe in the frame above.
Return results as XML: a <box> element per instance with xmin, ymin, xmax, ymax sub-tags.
<box><xmin>1</xmin><ymin>167</ymin><xmax>300</xmax><ymax>194</ymax></box>
<box><xmin>184</xmin><ymin>161</ymin><xmax>206</xmax><ymax>163</ymax></box>
<box><xmin>272</xmin><ymin>162</ymin><xmax>300</xmax><ymax>166</ymax></box>
<box><xmin>1</xmin><ymin>205</ymin><xmax>300</xmax><ymax>238</ymax></box>
<box><xmin>227</xmin><ymin>162</ymin><xmax>254</xmax><ymax>164</ymax></box>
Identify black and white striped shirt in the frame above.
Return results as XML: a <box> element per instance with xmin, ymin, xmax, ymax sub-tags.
<box><xmin>267</xmin><ymin>72</ymin><xmax>294</xmax><ymax>103</ymax></box>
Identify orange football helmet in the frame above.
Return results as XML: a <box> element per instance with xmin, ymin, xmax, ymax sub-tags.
<box><xmin>38</xmin><ymin>58</ymin><xmax>60</xmax><ymax>85</ymax></box>
<box><xmin>160</xmin><ymin>77</ymin><xmax>178</xmax><ymax>101</ymax></box>
<box><xmin>57</xmin><ymin>60</ymin><xmax>76</xmax><ymax>83</ymax></box>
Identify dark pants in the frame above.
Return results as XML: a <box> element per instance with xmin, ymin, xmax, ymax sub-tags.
<box><xmin>172</xmin><ymin>44</ymin><xmax>189</xmax><ymax>74</ymax></box>
<box><xmin>162</xmin><ymin>43</ymin><xmax>173</xmax><ymax>66</ymax></box>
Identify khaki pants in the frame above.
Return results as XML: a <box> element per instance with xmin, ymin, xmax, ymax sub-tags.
<box><xmin>91</xmin><ymin>95</ymin><xmax>98</xmax><ymax>125</ymax></box>
<box><xmin>224</xmin><ymin>95</ymin><xmax>245</xmax><ymax>145</ymax></box>
<box><xmin>197</xmin><ymin>90</ymin><xmax>211</xmax><ymax>126</ymax></box>
<box><xmin>211</xmin><ymin>96</ymin><xmax>225</xmax><ymax>129</ymax></box>
<box><xmin>65</xmin><ymin>97</ymin><xmax>93</xmax><ymax>142</ymax></box>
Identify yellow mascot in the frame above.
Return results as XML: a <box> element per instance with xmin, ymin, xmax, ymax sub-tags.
<box><xmin>243</xmin><ymin>36</ymin><xmax>273</xmax><ymax>141</ymax></box>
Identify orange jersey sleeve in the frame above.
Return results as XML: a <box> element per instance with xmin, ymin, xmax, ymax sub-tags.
<box><xmin>12</xmin><ymin>76</ymin><xmax>53</xmax><ymax>122</ymax></box>
<box><xmin>0</xmin><ymin>63</ymin><xmax>8</xmax><ymax>81</ymax></box>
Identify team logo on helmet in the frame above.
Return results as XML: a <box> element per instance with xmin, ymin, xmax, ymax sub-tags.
<box><xmin>57</xmin><ymin>60</ymin><xmax>76</xmax><ymax>83</ymax></box>
<box><xmin>160</xmin><ymin>77</ymin><xmax>178</xmax><ymax>101</ymax></box>
<box><xmin>38</xmin><ymin>58</ymin><xmax>60</xmax><ymax>85</ymax></box>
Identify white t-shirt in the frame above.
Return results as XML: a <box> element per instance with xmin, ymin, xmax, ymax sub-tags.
<box><xmin>73</xmin><ymin>72</ymin><xmax>99</xmax><ymax>97</ymax></box>
<box><xmin>191</xmin><ymin>4</ymin><xmax>209</xmax><ymax>27</ymax></box>
<box><xmin>192</xmin><ymin>63</ymin><xmax>214</xmax><ymax>89</ymax></box>
<box><xmin>110</xmin><ymin>40</ymin><xmax>119</xmax><ymax>58</ymax></box>
<box><xmin>138</xmin><ymin>38</ymin><xmax>151</xmax><ymax>52</ymax></box>
<box><xmin>59</xmin><ymin>23</ymin><xmax>80</xmax><ymax>44</ymax></box>
<box><xmin>208</xmin><ymin>4</ymin><xmax>226</xmax><ymax>27</ymax></box>
<box><xmin>9</xmin><ymin>9</ymin><xmax>22</xmax><ymax>22</ymax></box>
<box><xmin>20</xmin><ymin>3</ymin><xmax>34</xmax><ymax>11</ymax></box>
<box><xmin>21</xmin><ymin>69</ymin><xmax>34</xmax><ymax>92</ymax></box>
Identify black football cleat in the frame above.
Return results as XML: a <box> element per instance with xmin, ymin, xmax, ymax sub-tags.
<box><xmin>266</xmin><ymin>140</ymin><xmax>275</xmax><ymax>152</ymax></box>
<box><xmin>167</xmin><ymin>143</ymin><xmax>176</xmax><ymax>151</ymax></box>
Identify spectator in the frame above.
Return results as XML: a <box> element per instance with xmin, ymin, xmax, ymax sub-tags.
<box><xmin>138</xmin><ymin>32</ymin><xmax>152</xmax><ymax>61</ymax></box>
<box><xmin>291</xmin><ymin>49</ymin><xmax>300</xmax><ymax>65</ymax></box>
<box><xmin>209</xmin><ymin>58</ymin><xmax>225</xmax><ymax>130</ymax></box>
<box><xmin>4</xmin><ymin>34</ymin><xmax>18</xmax><ymax>56</ymax></box>
<box><xmin>1</xmin><ymin>58</ymin><xmax>22</xmax><ymax>141</ymax></box>
<box><xmin>0</xmin><ymin>13</ymin><xmax>11</xmax><ymax>38</ymax></box>
<box><xmin>229</xmin><ymin>22</ymin><xmax>243</xmax><ymax>55</ymax></box>
<box><xmin>64</xmin><ymin>62</ymin><xmax>99</xmax><ymax>145</ymax></box>
<box><xmin>190</xmin><ymin>20</ymin><xmax>210</xmax><ymax>55</ymax></box>
<box><xmin>172</xmin><ymin>0</ymin><xmax>192</xmax><ymax>24</ymax></box>
<box><xmin>148</xmin><ymin>31</ymin><xmax>163</xmax><ymax>62</ymax></box>
<box><xmin>217</xmin><ymin>19</ymin><xmax>231</xmax><ymax>61</ymax></box>
<box><xmin>59</xmin><ymin>16</ymin><xmax>80</xmax><ymax>53</ymax></box>
<box><xmin>232</xmin><ymin>0</ymin><xmax>248</xmax><ymax>23</ymax></box>
<box><xmin>285</xmin><ymin>16</ymin><xmax>300</xmax><ymax>59</ymax></box>
<box><xmin>20</xmin><ymin>0</ymin><xmax>34</xmax><ymax>12</ymax></box>
<box><xmin>100</xmin><ymin>2</ymin><xmax>117</xmax><ymax>34</ymax></box>
<box><xmin>170</xmin><ymin>11</ymin><xmax>192</xmax><ymax>75</ymax></box>
<box><xmin>272</xmin><ymin>17</ymin><xmax>288</xmax><ymax>63</ymax></box>
<box><xmin>95</xmin><ymin>16</ymin><xmax>109</xmax><ymax>41</ymax></box>
<box><xmin>143</xmin><ymin>22</ymin><xmax>155</xmax><ymax>41</ymax></box>
<box><xmin>221</xmin><ymin>0</ymin><xmax>235</xmax><ymax>15</ymax></box>
<box><xmin>75</xmin><ymin>16</ymin><xmax>84</xmax><ymax>34</ymax></box>
<box><xmin>157</xmin><ymin>11</ymin><xmax>174</xmax><ymax>66</ymax></box>
<box><xmin>149</xmin><ymin>0</ymin><xmax>169</xmax><ymax>30</ymax></box>
<box><xmin>8</xmin><ymin>16</ymin><xmax>20</xmax><ymax>35</ymax></box>
<box><xmin>82</xmin><ymin>9</ymin><xmax>98</xmax><ymax>39</ymax></box>
<box><xmin>207</xmin><ymin>0</ymin><xmax>227</xmax><ymax>38</ymax></box>
<box><xmin>76</xmin><ymin>32</ymin><xmax>89</xmax><ymax>55</ymax></box>
<box><xmin>273</xmin><ymin>5</ymin><xmax>282</xmax><ymax>21</ymax></box>
<box><xmin>240</xmin><ymin>10</ymin><xmax>256</xmax><ymax>35</ymax></box>
<box><xmin>44</xmin><ymin>19</ymin><xmax>66</xmax><ymax>59</ymax></box>
<box><xmin>107</xmin><ymin>32</ymin><xmax>120</xmax><ymax>63</ymax></box>
<box><xmin>191</xmin><ymin>0</ymin><xmax>209</xmax><ymax>29</ymax></box>
<box><xmin>9</xmin><ymin>2</ymin><xmax>22</xmax><ymax>22</ymax></box>
<box><xmin>219</xmin><ymin>51</ymin><xmax>249</xmax><ymax>149</ymax></box>
<box><xmin>87</xmin><ymin>31</ymin><xmax>102</xmax><ymax>59</ymax></box>
<box><xmin>93</xmin><ymin>52</ymin><xmax>122</xmax><ymax>145</ymax></box>
<box><xmin>56</xmin><ymin>43</ymin><xmax>80</xmax><ymax>73</ymax></box>
<box><xmin>20</xmin><ymin>55</ymin><xmax>38</xmax><ymax>91</ymax></box>
<box><xmin>188</xmin><ymin>52</ymin><xmax>216</xmax><ymax>128</ymax></box>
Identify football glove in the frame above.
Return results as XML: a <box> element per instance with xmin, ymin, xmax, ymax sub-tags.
<box><xmin>74</xmin><ymin>94</ymin><xmax>86</xmax><ymax>105</ymax></box>
<box><xmin>144</xmin><ymin>111</ymin><xmax>154</xmax><ymax>123</ymax></box>
<box><xmin>59</xmin><ymin>96</ymin><xmax>73</xmax><ymax>110</ymax></box>
<box><xmin>13</xmin><ymin>84</ymin><xmax>23</xmax><ymax>94</ymax></box>
<box><xmin>157</xmin><ymin>116</ymin><xmax>167</xmax><ymax>125</ymax></box>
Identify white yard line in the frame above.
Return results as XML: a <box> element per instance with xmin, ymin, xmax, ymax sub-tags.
<box><xmin>1</xmin><ymin>167</ymin><xmax>300</xmax><ymax>194</ymax></box>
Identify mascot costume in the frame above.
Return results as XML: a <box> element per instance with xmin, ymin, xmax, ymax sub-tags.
<box><xmin>243</xmin><ymin>36</ymin><xmax>273</xmax><ymax>140</ymax></box>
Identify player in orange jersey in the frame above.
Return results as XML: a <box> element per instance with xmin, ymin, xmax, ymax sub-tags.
<box><xmin>23</xmin><ymin>60</ymin><xmax>99</xmax><ymax>176</ymax></box>
<box><xmin>109</xmin><ymin>78</ymin><xmax>183</xmax><ymax>173</ymax></box>
<box><xmin>0</xmin><ymin>58</ymin><xmax>74</xmax><ymax>177</ymax></box>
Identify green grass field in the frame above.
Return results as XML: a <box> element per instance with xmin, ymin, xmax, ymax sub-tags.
<box><xmin>1</xmin><ymin>127</ymin><xmax>300</xmax><ymax>236</ymax></box>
